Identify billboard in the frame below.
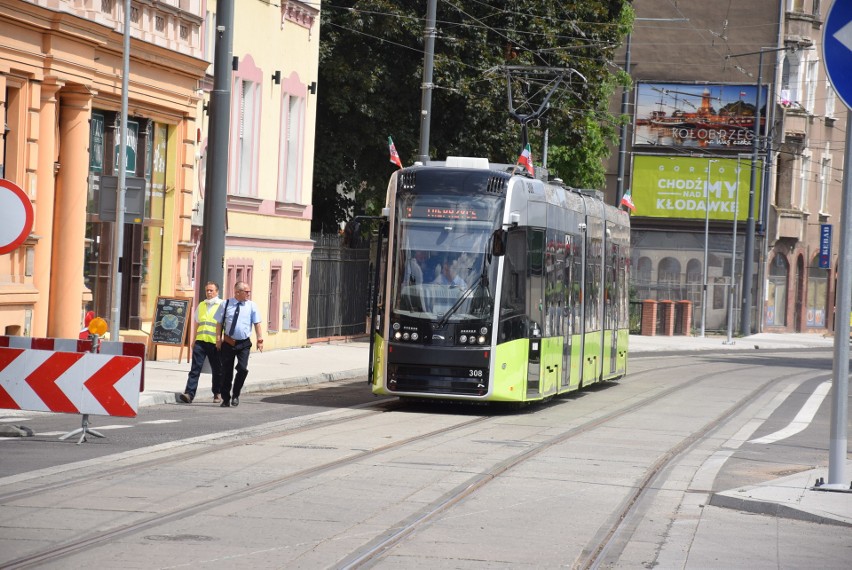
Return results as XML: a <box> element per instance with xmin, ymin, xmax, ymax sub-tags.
<box><xmin>630</xmin><ymin>155</ymin><xmax>761</xmax><ymax>222</ymax></box>
<box><xmin>633</xmin><ymin>82</ymin><xmax>769</xmax><ymax>150</ymax></box>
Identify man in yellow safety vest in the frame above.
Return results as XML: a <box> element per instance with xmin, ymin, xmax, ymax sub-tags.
<box><xmin>180</xmin><ymin>282</ymin><xmax>224</xmax><ymax>403</ymax></box>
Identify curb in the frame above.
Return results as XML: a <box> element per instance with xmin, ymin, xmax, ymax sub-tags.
<box><xmin>138</xmin><ymin>368</ymin><xmax>368</xmax><ymax>408</ymax></box>
<box><xmin>709</xmin><ymin>490</ymin><xmax>852</xmax><ymax>527</ymax></box>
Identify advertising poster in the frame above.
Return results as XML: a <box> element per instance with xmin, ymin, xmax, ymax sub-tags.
<box><xmin>633</xmin><ymin>82</ymin><xmax>768</xmax><ymax>150</ymax></box>
<box><xmin>630</xmin><ymin>155</ymin><xmax>761</xmax><ymax>222</ymax></box>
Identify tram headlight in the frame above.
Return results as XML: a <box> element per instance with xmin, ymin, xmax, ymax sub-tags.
<box><xmin>459</xmin><ymin>334</ymin><xmax>467</xmax><ymax>344</ymax></box>
<box><xmin>392</xmin><ymin>322</ymin><xmax>401</xmax><ymax>331</ymax></box>
<box><xmin>477</xmin><ymin>335</ymin><xmax>486</xmax><ymax>345</ymax></box>
<box><xmin>480</xmin><ymin>326</ymin><xmax>488</xmax><ymax>335</ymax></box>
<box><xmin>403</xmin><ymin>332</ymin><xmax>410</xmax><ymax>340</ymax></box>
<box><xmin>394</xmin><ymin>331</ymin><xmax>402</xmax><ymax>340</ymax></box>
<box><xmin>468</xmin><ymin>336</ymin><xmax>476</xmax><ymax>345</ymax></box>
<box><xmin>411</xmin><ymin>332</ymin><xmax>419</xmax><ymax>341</ymax></box>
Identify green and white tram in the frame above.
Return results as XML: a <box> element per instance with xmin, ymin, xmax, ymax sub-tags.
<box><xmin>364</xmin><ymin>156</ymin><xmax>630</xmax><ymax>403</ymax></box>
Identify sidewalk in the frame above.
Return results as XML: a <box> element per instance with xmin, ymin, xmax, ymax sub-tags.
<box><xmin>140</xmin><ymin>332</ymin><xmax>850</xmax><ymax>528</ymax></box>
<box><xmin>140</xmin><ymin>332</ymin><xmax>838</xmax><ymax>406</ymax></box>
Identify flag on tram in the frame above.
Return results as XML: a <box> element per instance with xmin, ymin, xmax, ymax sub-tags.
<box><xmin>388</xmin><ymin>137</ymin><xmax>403</xmax><ymax>169</ymax></box>
<box><xmin>516</xmin><ymin>143</ymin><xmax>535</xmax><ymax>175</ymax></box>
<box><xmin>620</xmin><ymin>189</ymin><xmax>636</xmax><ymax>213</ymax></box>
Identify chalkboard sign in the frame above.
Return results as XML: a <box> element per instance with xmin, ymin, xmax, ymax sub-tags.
<box><xmin>151</xmin><ymin>296</ymin><xmax>192</xmax><ymax>346</ymax></box>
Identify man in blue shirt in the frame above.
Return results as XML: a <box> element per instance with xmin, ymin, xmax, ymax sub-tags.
<box><xmin>215</xmin><ymin>281</ymin><xmax>264</xmax><ymax>407</ymax></box>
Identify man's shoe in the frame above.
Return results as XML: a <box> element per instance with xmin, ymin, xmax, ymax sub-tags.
<box><xmin>231</xmin><ymin>397</ymin><xmax>239</xmax><ymax>407</ymax></box>
<box><xmin>179</xmin><ymin>393</ymin><xmax>192</xmax><ymax>404</ymax></box>
<box><xmin>220</xmin><ymin>400</ymin><xmax>230</xmax><ymax>408</ymax></box>
<box><xmin>213</xmin><ymin>394</ymin><xmax>222</xmax><ymax>403</ymax></box>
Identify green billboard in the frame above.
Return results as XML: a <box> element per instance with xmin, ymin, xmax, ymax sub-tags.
<box><xmin>630</xmin><ymin>155</ymin><xmax>761</xmax><ymax>222</ymax></box>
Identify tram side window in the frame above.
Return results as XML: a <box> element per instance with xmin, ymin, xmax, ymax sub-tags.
<box><xmin>499</xmin><ymin>228</ymin><xmax>527</xmax><ymax>342</ymax></box>
<box><xmin>545</xmin><ymin>229</ymin><xmax>565</xmax><ymax>338</ymax></box>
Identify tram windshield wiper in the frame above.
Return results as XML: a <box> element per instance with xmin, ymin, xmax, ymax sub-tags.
<box><xmin>436</xmin><ymin>275</ymin><xmax>483</xmax><ymax>329</ymax></box>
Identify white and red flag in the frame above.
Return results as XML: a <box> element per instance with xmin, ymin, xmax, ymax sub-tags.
<box><xmin>620</xmin><ymin>189</ymin><xmax>636</xmax><ymax>213</ymax></box>
<box><xmin>388</xmin><ymin>137</ymin><xmax>403</xmax><ymax>169</ymax></box>
<box><xmin>516</xmin><ymin>143</ymin><xmax>535</xmax><ymax>175</ymax></box>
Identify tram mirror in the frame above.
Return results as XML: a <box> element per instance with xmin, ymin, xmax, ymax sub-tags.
<box><xmin>343</xmin><ymin>219</ymin><xmax>361</xmax><ymax>248</ymax></box>
<box><xmin>491</xmin><ymin>228</ymin><xmax>506</xmax><ymax>257</ymax></box>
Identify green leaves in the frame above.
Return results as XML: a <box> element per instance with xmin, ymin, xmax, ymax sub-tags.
<box><xmin>312</xmin><ymin>0</ymin><xmax>633</xmax><ymax>232</ymax></box>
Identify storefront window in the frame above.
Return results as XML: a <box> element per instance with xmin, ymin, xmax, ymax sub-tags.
<box><xmin>767</xmin><ymin>254</ymin><xmax>789</xmax><ymax>326</ymax></box>
<box><xmin>806</xmin><ymin>263</ymin><xmax>827</xmax><ymax>328</ymax></box>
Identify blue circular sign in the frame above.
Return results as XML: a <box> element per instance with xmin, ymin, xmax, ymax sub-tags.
<box><xmin>824</xmin><ymin>0</ymin><xmax>852</xmax><ymax>109</ymax></box>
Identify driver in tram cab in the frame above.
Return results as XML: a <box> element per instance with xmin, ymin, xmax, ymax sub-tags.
<box><xmin>434</xmin><ymin>259</ymin><xmax>466</xmax><ymax>288</ymax></box>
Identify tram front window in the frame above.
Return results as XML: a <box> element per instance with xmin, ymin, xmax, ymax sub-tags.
<box><xmin>394</xmin><ymin>220</ymin><xmax>498</xmax><ymax>322</ymax></box>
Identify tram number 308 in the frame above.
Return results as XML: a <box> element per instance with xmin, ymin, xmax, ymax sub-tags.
<box><xmin>468</xmin><ymin>369</ymin><xmax>484</xmax><ymax>378</ymax></box>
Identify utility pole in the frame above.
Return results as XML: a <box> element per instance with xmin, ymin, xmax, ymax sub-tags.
<box><xmin>200</xmin><ymin>0</ymin><xmax>235</xmax><ymax>298</ymax></box>
<box><xmin>417</xmin><ymin>0</ymin><xmax>437</xmax><ymax>163</ymax></box>
<box><xmin>109</xmin><ymin>0</ymin><xmax>131</xmax><ymax>339</ymax></box>
<box><xmin>615</xmin><ymin>32</ymin><xmax>631</xmax><ymax>207</ymax></box>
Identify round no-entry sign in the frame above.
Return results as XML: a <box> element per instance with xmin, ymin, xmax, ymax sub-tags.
<box><xmin>0</xmin><ymin>179</ymin><xmax>34</xmax><ymax>255</ymax></box>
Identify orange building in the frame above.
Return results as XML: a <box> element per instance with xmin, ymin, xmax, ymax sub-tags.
<box><xmin>0</xmin><ymin>0</ymin><xmax>207</xmax><ymax>342</ymax></box>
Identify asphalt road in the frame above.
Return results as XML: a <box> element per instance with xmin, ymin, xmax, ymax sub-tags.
<box><xmin>0</xmin><ymin>379</ymin><xmax>378</xmax><ymax>477</ymax></box>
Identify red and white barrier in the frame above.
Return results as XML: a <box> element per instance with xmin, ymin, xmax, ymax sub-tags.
<box><xmin>0</xmin><ymin>347</ymin><xmax>141</xmax><ymax>417</ymax></box>
<box><xmin>0</xmin><ymin>336</ymin><xmax>147</xmax><ymax>390</ymax></box>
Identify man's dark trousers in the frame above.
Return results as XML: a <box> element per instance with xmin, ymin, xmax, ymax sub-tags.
<box><xmin>220</xmin><ymin>339</ymin><xmax>251</xmax><ymax>403</ymax></box>
<box><xmin>185</xmin><ymin>340</ymin><xmax>222</xmax><ymax>399</ymax></box>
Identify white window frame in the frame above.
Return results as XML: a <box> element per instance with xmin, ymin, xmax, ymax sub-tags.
<box><xmin>819</xmin><ymin>155</ymin><xmax>831</xmax><ymax>215</ymax></box>
<box><xmin>825</xmin><ymin>80</ymin><xmax>836</xmax><ymax>119</ymax></box>
<box><xmin>782</xmin><ymin>51</ymin><xmax>803</xmax><ymax>106</ymax></box>
<box><xmin>229</xmin><ymin>57</ymin><xmax>263</xmax><ymax>198</ymax></box>
<box><xmin>804</xmin><ymin>57</ymin><xmax>818</xmax><ymax>114</ymax></box>
<box><xmin>278</xmin><ymin>94</ymin><xmax>305</xmax><ymax>203</ymax></box>
<box><xmin>799</xmin><ymin>153</ymin><xmax>810</xmax><ymax>211</ymax></box>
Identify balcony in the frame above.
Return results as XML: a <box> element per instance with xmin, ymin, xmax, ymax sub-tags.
<box><xmin>21</xmin><ymin>0</ymin><xmax>203</xmax><ymax>59</ymax></box>
<box><xmin>773</xmin><ymin>207</ymin><xmax>806</xmax><ymax>241</ymax></box>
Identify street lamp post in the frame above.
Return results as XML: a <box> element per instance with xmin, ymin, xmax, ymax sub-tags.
<box><xmin>725</xmin><ymin>155</ymin><xmax>748</xmax><ymax>344</ymax></box>
<box><xmin>740</xmin><ymin>50</ymin><xmax>763</xmax><ymax>338</ymax></box>
<box><xmin>701</xmin><ymin>159</ymin><xmax>717</xmax><ymax>338</ymax></box>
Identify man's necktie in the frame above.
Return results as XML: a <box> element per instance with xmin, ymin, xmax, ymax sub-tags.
<box><xmin>228</xmin><ymin>302</ymin><xmax>241</xmax><ymax>337</ymax></box>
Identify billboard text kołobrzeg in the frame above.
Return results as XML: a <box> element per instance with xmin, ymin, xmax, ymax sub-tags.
<box><xmin>630</xmin><ymin>155</ymin><xmax>761</xmax><ymax>222</ymax></box>
<box><xmin>633</xmin><ymin>82</ymin><xmax>769</xmax><ymax>150</ymax></box>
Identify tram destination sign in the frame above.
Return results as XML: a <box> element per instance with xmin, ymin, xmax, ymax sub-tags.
<box><xmin>405</xmin><ymin>205</ymin><xmax>485</xmax><ymax>220</ymax></box>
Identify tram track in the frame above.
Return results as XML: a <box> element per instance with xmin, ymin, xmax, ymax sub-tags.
<box><xmin>1</xmin><ymin>411</ymin><xmax>492</xmax><ymax>569</ymax></box>
<box><xmin>1</xmin><ymin>357</ymin><xmax>822</xmax><ymax>568</ymax></box>
<box><xmin>575</xmin><ymin>367</ymin><xmax>832</xmax><ymax>570</ymax></box>
<box><xmin>335</xmin><ymin>361</ymin><xmax>790</xmax><ymax>568</ymax></box>
<box><xmin>335</xmin><ymin>363</ymin><xmax>823</xmax><ymax>569</ymax></box>
<box><xmin>0</xmin><ymin>401</ymin><xmax>397</xmax><ymax>506</ymax></box>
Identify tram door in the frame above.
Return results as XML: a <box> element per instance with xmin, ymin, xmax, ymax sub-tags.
<box><xmin>526</xmin><ymin>229</ymin><xmax>545</xmax><ymax>398</ymax></box>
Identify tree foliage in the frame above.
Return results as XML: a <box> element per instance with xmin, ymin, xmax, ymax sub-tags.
<box><xmin>313</xmin><ymin>0</ymin><xmax>634</xmax><ymax>232</ymax></box>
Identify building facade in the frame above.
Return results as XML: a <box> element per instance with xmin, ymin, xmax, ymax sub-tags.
<box><xmin>1</xmin><ymin>0</ymin><xmax>320</xmax><ymax>354</ymax></box>
<box><xmin>1</xmin><ymin>0</ymin><xmax>207</xmax><ymax>343</ymax></box>
<box><xmin>194</xmin><ymin>0</ymin><xmax>319</xmax><ymax>350</ymax></box>
<box><xmin>607</xmin><ymin>0</ymin><xmax>846</xmax><ymax>334</ymax></box>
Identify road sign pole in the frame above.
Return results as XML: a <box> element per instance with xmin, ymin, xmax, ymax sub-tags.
<box><xmin>824</xmin><ymin>113</ymin><xmax>851</xmax><ymax>489</ymax></box>
<box><xmin>820</xmin><ymin>0</ymin><xmax>852</xmax><ymax>491</ymax></box>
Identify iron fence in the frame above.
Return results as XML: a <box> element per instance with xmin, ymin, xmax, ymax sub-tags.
<box><xmin>307</xmin><ymin>233</ymin><xmax>372</xmax><ymax>338</ymax></box>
